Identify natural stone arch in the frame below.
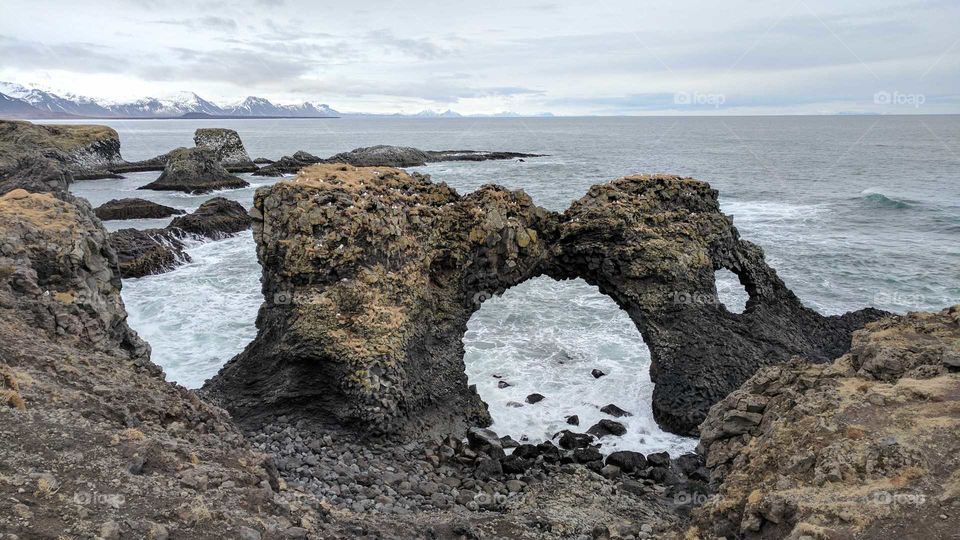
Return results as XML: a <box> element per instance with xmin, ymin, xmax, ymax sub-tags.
<box><xmin>204</xmin><ymin>165</ymin><xmax>886</xmax><ymax>438</ymax></box>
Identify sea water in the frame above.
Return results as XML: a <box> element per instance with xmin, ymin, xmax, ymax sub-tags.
<box><xmin>66</xmin><ymin>115</ymin><xmax>960</xmax><ymax>454</ymax></box>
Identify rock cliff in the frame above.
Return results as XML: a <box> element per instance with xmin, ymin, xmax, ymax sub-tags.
<box><xmin>0</xmin><ymin>120</ymin><xmax>125</xmax><ymax>193</ymax></box>
<box><xmin>691</xmin><ymin>306</ymin><xmax>960</xmax><ymax>539</ymax></box>
<box><xmin>204</xmin><ymin>166</ymin><xmax>885</xmax><ymax>439</ymax></box>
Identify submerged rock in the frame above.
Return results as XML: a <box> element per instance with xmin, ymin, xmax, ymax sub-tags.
<box><xmin>94</xmin><ymin>198</ymin><xmax>185</xmax><ymax>221</ymax></box>
<box><xmin>139</xmin><ymin>147</ymin><xmax>249</xmax><ymax>194</ymax></box>
<box><xmin>326</xmin><ymin>145</ymin><xmax>544</xmax><ymax>168</ymax></box>
<box><xmin>204</xmin><ymin>166</ymin><xmax>886</xmax><ymax>438</ymax></box>
<box><xmin>600</xmin><ymin>403</ymin><xmax>632</xmax><ymax>417</ymax></box>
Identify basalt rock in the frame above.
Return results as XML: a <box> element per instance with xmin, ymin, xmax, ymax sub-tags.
<box><xmin>139</xmin><ymin>147</ymin><xmax>249</xmax><ymax>194</ymax></box>
<box><xmin>251</xmin><ymin>152</ymin><xmax>323</xmax><ymax>177</ymax></box>
<box><xmin>168</xmin><ymin>197</ymin><xmax>250</xmax><ymax>239</ymax></box>
<box><xmin>692</xmin><ymin>306</ymin><xmax>960</xmax><ymax>539</ymax></box>
<box><xmin>108</xmin><ymin>197</ymin><xmax>251</xmax><ymax>277</ymax></box>
<box><xmin>109</xmin><ymin>228</ymin><xmax>190</xmax><ymax>278</ymax></box>
<box><xmin>0</xmin><ymin>120</ymin><xmax>125</xmax><ymax>192</ymax></box>
<box><xmin>326</xmin><ymin>145</ymin><xmax>543</xmax><ymax>168</ymax></box>
<box><xmin>194</xmin><ymin>128</ymin><xmax>257</xmax><ymax>173</ymax></box>
<box><xmin>94</xmin><ymin>198</ymin><xmax>185</xmax><ymax>221</ymax></box>
<box><xmin>204</xmin><ymin>167</ymin><xmax>886</xmax><ymax>438</ymax></box>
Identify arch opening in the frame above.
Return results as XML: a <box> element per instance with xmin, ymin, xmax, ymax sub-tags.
<box><xmin>464</xmin><ymin>276</ymin><xmax>697</xmax><ymax>455</ymax></box>
<box><xmin>714</xmin><ymin>268</ymin><xmax>750</xmax><ymax>314</ymax></box>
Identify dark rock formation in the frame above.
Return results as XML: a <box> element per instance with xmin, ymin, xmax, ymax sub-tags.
<box><xmin>253</xmin><ymin>157</ymin><xmax>274</xmax><ymax>164</ymax></box>
<box><xmin>205</xmin><ymin>166</ymin><xmax>886</xmax><ymax>438</ymax></box>
<box><xmin>109</xmin><ymin>228</ymin><xmax>190</xmax><ymax>278</ymax></box>
<box><xmin>692</xmin><ymin>306</ymin><xmax>960</xmax><ymax>538</ymax></box>
<box><xmin>251</xmin><ymin>152</ymin><xmax>323</xmax><ymax>177</ymax></box>
<box><xmin>194</xmin><ymin>128</ymin><xmax>257</xmax><ymax>172</ymax></box>
<box><xmin>600</xmin><ymin>403</ymin><xmax>632</xmax><ymax>417</ymax></box>
<box><xmin>326</xmin><ymin>145</ymin><xmax>544</xmax><ymax>168</ymax></box>
<box><xmin>525</xmin><ymin>393</ymin><xmax>546</xmax><ymax>404</ymax></box>
<box><xmin>0</xmin><ymin>120</ymin><xmax>125</xmax><ymax>192</ymax></box>
<box><xmin>0</xmin><ymin>188</ymin><xmax>337</xmax><ymax>539</ymax></box>
<box><xmin>139</xmin><ymin>147</ymin><xmax>249</xmax><ymax>194</ymax></box>
<box><xmin>108</xmin><ymin>198</ymin><xmax>251</xmax><ymax>277</ymax></box>
<box><xmin>94</xmin><ymin>198</ymin><xmax>185</xmax><ymax>221</ymax></box>
<box><xmin>168</xmin><ymin>197</ymin><xmax>250</xmax><ymax>239</ymax></box>
<box><xmin>587</xmin><ymin>419</ymin><xmax>627</xmax><ymax>438</ymax></box>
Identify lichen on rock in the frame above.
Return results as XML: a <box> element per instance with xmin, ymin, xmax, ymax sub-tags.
<box><xmin>205</xmin><ymin>166</ymin><xmax>886</xmax><ymax>440</ymax></box>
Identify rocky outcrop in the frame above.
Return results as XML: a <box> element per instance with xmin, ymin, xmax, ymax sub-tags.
<box><xmin>253</xmin><ymin>146</ymin><xmax>544</xmax><ymax>177</ymax></box>
<box><xmin>94</xmin><ymin>198</ymin><xmax>185</xmax><ymax>221</ymax></box>
<box><xmin>194</xmin><ymin>128</ymin><xmax>257</xmax><ymax>172</ymax></box>
<box><xmin>168</xmin><ymin>197</ymin><xmax>250</xmax><ymax>239</ymax></box>
<box><xmin>327</xmin><ymin>145</ymin><xmax>543</xmax><ymax>167</ymax></box>
<box><xmin>691</xmin><ymin>306</ymin><xmax>960</xmax><ymax>539</ymax></box>
<box><xmin>0</xmin><ymin>120</ymin><xmax>125</xmax><ymax>192</ymax></box>
<box><xmin>139</xmin><ymin>147</ymin><xmax>249</xmax><ymax>194</ymax></box>
<box><xmin>0</xmin><ymin>188</ymin><xmax>337</xmax><ymax>539</ymax></box>
<box><xmin>108</xmin><ymin>198</ymin><xmax>251</xmax><ymax>277</ymax></box>
<box><xmin>204</xmin><ymin>166</ymin><xmax>884</xmax><ymax>439</ymax></box>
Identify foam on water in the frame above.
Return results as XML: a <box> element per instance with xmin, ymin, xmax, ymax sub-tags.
<box><xmin>122</xmin><ymin>234</ymin><xmax>261</xmax><ymax>388</ymax></box>
<box><xmin>464</xmin><ymin>277</ymin><xmax>698</xmax><ymax>455</ymax></box>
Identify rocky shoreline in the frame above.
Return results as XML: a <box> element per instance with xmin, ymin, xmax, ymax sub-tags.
<box><xmin>0</xmin><ymin>121</ymin><xmax>957</xmax><ymax>539</ymax></box>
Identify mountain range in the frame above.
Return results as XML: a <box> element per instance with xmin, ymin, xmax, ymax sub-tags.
<box><xmin>0</xmin><ymin>82</ymin><xmax>552</xmax><ymax>119</ymax></box>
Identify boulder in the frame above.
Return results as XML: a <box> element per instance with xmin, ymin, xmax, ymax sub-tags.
<box><xmin>194</xmin><ymin>128</ymin><xmax>257</xmax><ymax>172</ymax></box>
<box><xmin>600</xmin><ymin>403</ymin><xmax>632</xmax><ymax>417</ymax></box>
<box><xmin>204</xmin><ymin>167</ymin><xmax>887</xmax><ymax>438</ymax></box>
<box><xmin>327</xmin><ymin>145</ymin><xmax>432</xmax><ymax>167</ymax></box>
<box><xmin>646</xmin><ymin>451</ymin><xmax>671</xmax><ymax>468</ymax></box>
<box><xmin>525</xmin><ymin>393</ymin><xmax>546</xmax><ymax>404</ymax></box>
<box><xmin>167</xmin><ymin>197</ymin><xmax>250</xmax><ymax>239</ymax></box>
<box><xmin>139</xmin><ymin>147</ymin><xmax>249</xmax><ymax>194</ymax></box>
<box><xmin>466</xmin><ymin>427</ymin><xmax>505</xmax><ymax>459</ymax></box>
<box><xmin>556</xmin><ymin>430</ymin><xmax>595</xmax><ymax>450</ymax></box>
<box><xmin>587</xmin><ymin>419</ymin><xmax>626</xmax><ymax>438</ymax></box>
<box><xmin>108</xmin><ymin>228</ymin><xmax>189</xmax><ymax>278</ymax></box>
<box><xmin>605</xmin><ymin>451</ymin><xmax>647</xmax><ymax>473</ymax></box>
<box><xmin>94</xmin><ymin>198</ymin><xmax>185</xmax><ymax>221</ymax></box>
<box><xmin>591</xmin><ymin>369</ymin><xmax>606</xmax><ymax>379</ymax></box>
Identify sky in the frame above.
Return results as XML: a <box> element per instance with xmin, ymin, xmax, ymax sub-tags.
<box><xmin>1</xmin><ymin>0</ymin><xmax>958</xmax><ymax>115</ymax></box>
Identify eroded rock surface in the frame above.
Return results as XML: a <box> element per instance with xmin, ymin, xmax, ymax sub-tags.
<box><xmin>0</xmin><ymin>120</ymin><xmax>125</xmax><ymax>193</ymax></box>
<box><xmin>691</xmin><ymin>306</ymin><xmax>960</xmax><ymax>539</ymax></box>
<box><xmin>168</xmin><ymin>197</ymin><xmax>251</xmax><ymax>239</ymax></box>
<box><xmin>94</xmin><ymin>198</ymin><xmax>185</xmax><ymax>221</ymax></box>
<box><xmin>205</xmin><ymin>166</ymin><xmax>885</xmax><ymax>439</ymax></box>
<box><xmin>139</xmin><ymin>147</ymin><xmax>249</xmax><ymax>194</ymax></box>
<box><xmin>194</xmin><ymin>128</ymin><xmax>257</xmax><ymax>172</ymax></box>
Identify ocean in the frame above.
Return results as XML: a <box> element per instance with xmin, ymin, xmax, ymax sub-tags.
<box><xmin>65</xmin><ymin>116</ymin><xmax>960</xmax><ymax>455</ymax></box>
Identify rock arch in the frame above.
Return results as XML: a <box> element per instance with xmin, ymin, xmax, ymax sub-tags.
<box><xmin>203</xmin><ymin>165</ymin><xmax>886</xmax><ymax>437</ymax></box>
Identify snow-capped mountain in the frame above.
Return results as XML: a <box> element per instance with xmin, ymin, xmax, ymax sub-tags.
<box><xmin>224</xmin><ymin>96</ymin><xmax>339</xmax><ymax>117</ymax></box>
<box><xmin>0</xmin><ymin>82</ymin><xmax>341</xmax><ymax>119</ymax></box>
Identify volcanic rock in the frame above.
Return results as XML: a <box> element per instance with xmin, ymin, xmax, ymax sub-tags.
<box><xmin>139</xmin><ymin>147</ymin><xmax>249</xmax><ymax>194</ymax></box>
<box><xmin>693</xmin><ymin>306</ymin><xmax>960</xmax><ymax>538</ymax></box>
<box><xmin>94</xmin><ymin>198</ymin><xmax>185</xmax><ymax>221</ymax></box>
<box><xmin>591</xmin><ymin>369</ymin><xmax>606</xmax><ymax>379</ymax></box>
<box><xmin>605</xmin><ymin>451</ymin><xmax>647</xmax><ymax>473</ymax></box>
<box><xmin>525</xmin><ymin>393</ymin><xmax>546</xmax><ymax>404</ymax></box>
<box><xmin>194</xmin><ymin>128</ymin><xmax>257</xmax><ymax>172</ymax></box>
<box><xmin>167</xmin><ymin>197</ymin><xmax>250</xmax><ymax>239</ymax></box>
<box><xmin>108</xmin><ymin>228</ymin><xmax>189</xmax><ymax>278</ymax></box>
<box><xmin>600</xmin><ymin>403</ymin><xmax>632</xmax><ymax>417</ymax></box>
<box><xmin>204</xmin><ymin>167</ymin><xmax>887</xmax><ymax>438</ymax></box>
<box><xmin>587</xmin><ymin>419</ymin><xmax>627</xmax><ymax>438</ymax></box>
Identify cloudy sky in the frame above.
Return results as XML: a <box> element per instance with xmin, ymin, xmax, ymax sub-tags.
<box><xmin>1</xmin><ymin>0</ymin><xmax>958</xmax><ymax>115</ymax></box>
